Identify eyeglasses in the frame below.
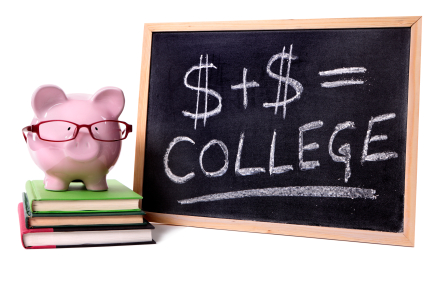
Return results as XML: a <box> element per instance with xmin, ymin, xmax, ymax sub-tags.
<box><xmin>22</xmin><ymin>120</ymin><xmax>132</xmax><ymax>142</ymax></box>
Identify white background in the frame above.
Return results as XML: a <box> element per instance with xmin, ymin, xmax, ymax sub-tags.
<box><xmin>1</xmin><ymin>1</ymin><xmax>424</xmax><ymax>281</ymax></box>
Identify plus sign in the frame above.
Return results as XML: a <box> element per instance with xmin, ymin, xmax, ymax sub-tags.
<box><xmin>231</xmin><ymin>68</ymin><xmax>260</xmax><ymax>109</ymax></box>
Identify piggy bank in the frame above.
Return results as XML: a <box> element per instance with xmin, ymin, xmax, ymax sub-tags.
<box><xmin>23</xmin><ymin>85</ymin><xmax>132</xmax><ymax>191</ymax></box>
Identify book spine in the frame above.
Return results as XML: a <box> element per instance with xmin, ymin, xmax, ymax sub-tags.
<box><xmin>27</xmin><ymin>245</ymin><xmax>56</xmax><ymax>249</ymax></box>
<box><xmin>22</xmin><ymin>193</ymin><xmax>30</xmax><ymax>229</ymax></box>
<box><xmin>25</xmin><ymin>180</ymin><xmax>37</xmax><ymax>213</ymax></box>
<box><xmin>18</xmin><ymin>203</ymin><xmax>54</xmax><ymax>249</ymax></box>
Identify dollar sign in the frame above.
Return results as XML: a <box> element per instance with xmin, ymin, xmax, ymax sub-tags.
<box><xmin>263</xmin><ymin>45</ymin><xmax>303</xmax><ymax>119</ymax></box>
<box><xmin>182</xmin><ymin>54</ymin><xmax>222</xmax><ymax>130</ymax></box>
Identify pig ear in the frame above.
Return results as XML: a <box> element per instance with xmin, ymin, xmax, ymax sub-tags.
<box><xmin>32</xmin><ymin>85</ymin><xmax>68</xmax><ymax>119</ymax></box>
<box><xmin>91</xmin><ymin>87</ymin><xmax>125</xmax><ymax>119</ymax></box>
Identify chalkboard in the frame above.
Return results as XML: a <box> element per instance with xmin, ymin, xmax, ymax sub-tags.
<box><xmin>134</xmin><ymin>17</ymin><xmax>421</xmax><ymax>246</ymax></box>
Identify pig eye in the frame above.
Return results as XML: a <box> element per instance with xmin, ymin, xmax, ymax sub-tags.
<box><xmin>95</xmin><ymin>127</ymin><xmax>98</xmax><ymax>131</ymax></box>
<box><xmin>67</xmin><ymin>127</ymin><xmax>71</xmax><ymax>130</ymax></box>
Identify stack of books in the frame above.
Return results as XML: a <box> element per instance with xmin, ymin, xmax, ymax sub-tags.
<box><xmin>18</xmin><ymin>179</ymin><xmax>155</xmax><ymax>249</ymax></box>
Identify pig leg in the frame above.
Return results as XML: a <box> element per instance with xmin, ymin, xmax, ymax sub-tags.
<box><xmin>83</xmin><ymin>176</ymin><xmax>108</xmax><ymax>191</ymax></box>
<box><xmin>44</xmin><ymin>175</ymin><xmax>69</xmax><ymax>191</ymax></box>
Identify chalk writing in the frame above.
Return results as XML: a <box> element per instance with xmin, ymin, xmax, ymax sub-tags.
<box><xmin>231</xmin><ymin>68</ymin><xmax>260</xmax><ymax>109</ymax></box>
<box><xmin>263</xmin><ymin>45</ymin><xmax>303</xmax><ymax>119</ymax></box>
<box><xmin>182</xmin><ymin>54</ymin><xmax>222</xmax><ymax>129</ymax></box>
<box><xmin>361</xmin><ymin>113</ymin><xmax>398</xmax><ymax>163</ymax></box>
<box><xmin>200</xmin><ymin>140</ymin><xmax>229</xmax><ymax>177</ymax></box>
<box><xmin>299</xmin><ymin>121</ymin><xmax>323</xmax><ymax>171</ymax></box>
<box><xmin>178</xmin><ymin>186</ymin><xmax>377</xmax><ymax>204</ymax></box>
<box><xmin>321</xmin><ymin>80</ymin><xmax>364</xmax><ymax>88</ymax></box>
<box><xmin>269</xmin><ymin>130</ymin><xmax>293</xmax><ymax>175</ymax></box>
<box><xmin>164</xmin><ymin>136</ymin><xmax>195</xmax><ymax>184</ymax></box>
<box><xmin>235</xmin><ymin>132</ymin><xmax>266</xmax><ymax>176</ymax></box>
<box><xmin>319</xmin><ymin>67</ymin><xmax>367</xmax><ymax>88</ymax></box>
<box><xmin>328</xmin><ymin>121</ymin><xmax>356</xmax><ymax>182</ymax></box>
<box><xmin>162</xmin><ymin>48</ymin><xmax>400</xmax><ymax>205</ymax></box>
<box><xmin>319</xmin><ymin>67</ymin><xmax>367</xmax><ymax>76</ymax></box>
<box><xmin>164</xmin><ymin>115</ymin><xmax>398</xmax><ymax>184</ymax></box>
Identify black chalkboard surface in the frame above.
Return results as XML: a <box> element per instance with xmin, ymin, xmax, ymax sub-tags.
<box><xmin>134</xmin><ymin>18</ymin><xmax>421</xmax><ymax>246</ymax></box>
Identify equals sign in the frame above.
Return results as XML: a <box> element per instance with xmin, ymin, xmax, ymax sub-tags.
<box><xmin>319</xmin><ymin>67</ymin><xmax>367</xmax><ymax>88</ymax></box>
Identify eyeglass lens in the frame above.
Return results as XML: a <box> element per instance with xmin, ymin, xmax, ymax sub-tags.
<box><xmin>38</xmin><ymin>121</ymin><xmax>127</xmax><ymax>141</ymax></box>
<box><xmin>91</xmin><ymin>121</ymin><xmax>127</xmax><ymax>141</ymax></box>
<box><xmin>39</xmin><ymin>121</ymin><xmax>77</xmax><ymax>141</ymax></box>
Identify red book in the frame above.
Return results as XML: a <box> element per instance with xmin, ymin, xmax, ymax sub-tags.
<box><xmin>18</xmin><ymin>203</ymin><xmax>155</xmax><ymax>249</ymax></box>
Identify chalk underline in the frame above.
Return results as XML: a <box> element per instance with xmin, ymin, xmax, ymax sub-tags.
<box><xmin>177</xmin><ymin>186</ymin><xmax>377</xmax><ymax>205</ymax></box>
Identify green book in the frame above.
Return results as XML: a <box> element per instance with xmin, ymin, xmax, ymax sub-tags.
<box><xmin>22</xmin><ymin>193</ymin><xmax>146</xmax><ymax>228</ymax></box>
<box><xmin>25</xmin><ymin>180</ymin><xmax>143</xmax><ymax>214</ymax></box>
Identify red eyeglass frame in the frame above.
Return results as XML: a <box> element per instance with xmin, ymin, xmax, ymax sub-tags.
<box><xmin>22</xmin><ymin>120</ymin><xmax>132</xmax><ymax>142</ymax></box>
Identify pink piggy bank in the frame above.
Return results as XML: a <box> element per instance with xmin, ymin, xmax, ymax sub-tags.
<box><xmin>22</xmin><ymin>85</ymin><xmax>132</xmax><ymax>191</ymax></box>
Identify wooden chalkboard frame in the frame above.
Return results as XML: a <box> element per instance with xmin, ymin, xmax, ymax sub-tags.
<box><xmin>134</xmin><ymin>17</ymin><xmax>422</xmax><ymax>246</ymax></box>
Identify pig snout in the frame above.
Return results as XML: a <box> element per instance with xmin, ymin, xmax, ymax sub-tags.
<box><xmin>64</xmin><ymin>129</ymin><xmax>100</xmax><ymax>162</ymax></box>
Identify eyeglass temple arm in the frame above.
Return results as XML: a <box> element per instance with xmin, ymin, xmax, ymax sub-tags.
<box><xmin>22</xmin><ymin>126</ymin><xmax>32</xmax><ymax>143</ymax></box>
